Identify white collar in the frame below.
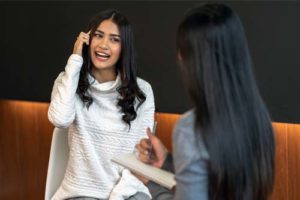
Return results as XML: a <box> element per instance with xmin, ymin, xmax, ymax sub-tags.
<box><xmin>88</xmin><ymin>73</ymin><xmax>121</xmax><ymax>92</ymax></box>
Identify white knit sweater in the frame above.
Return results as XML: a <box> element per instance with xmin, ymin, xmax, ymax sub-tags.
<box><xmin>48</xmin><ymin>54</ymin><xmax>155</xmax><ymax>199</ymax></box>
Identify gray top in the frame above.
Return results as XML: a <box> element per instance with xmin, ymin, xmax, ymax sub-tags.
<box><xmin>147</xmin><ymin>110</ymin><xmax>209</xmax><ymax>200</ymax></box>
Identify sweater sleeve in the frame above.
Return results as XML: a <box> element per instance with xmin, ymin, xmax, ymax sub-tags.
<box><xmin>172</xmin><ymin>115</ymin><xmax>208</xmax><ymax>200</ymax></box>
<box><xmin>48</xmin><ymin>54</ymin><xmax>83</xmax><ymax>128</ymax></box>
<box><xmin>147</xmin><ymin>112</ymin><xmax>209</xmax><ymax>200</ymax></box>
<box><xmin>138</xmin><ymin>80</ymin><xmax>155</xmax><ymax>139</ymax></box>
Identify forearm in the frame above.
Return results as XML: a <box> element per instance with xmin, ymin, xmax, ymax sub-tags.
<box><xmin>48</xmin><ymin>54</ymin><xmax>82</xmax><ymax>128</ymax></box>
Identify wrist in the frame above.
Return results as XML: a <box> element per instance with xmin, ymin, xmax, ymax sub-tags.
<box><xmin>72</xmin><ymin>50</ymin><xmax>82</xmax><ymax>56</ymax></box>
<box><xmin>155</xmin><ymin>150</ymin><xmax>168</xmax><ymax>168</ymax></box>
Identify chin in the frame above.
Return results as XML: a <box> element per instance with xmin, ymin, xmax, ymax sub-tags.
<box><xmin>93</xmin><ymin>63</ymin><xmax>115</xmax><ymax>70</ymax></box>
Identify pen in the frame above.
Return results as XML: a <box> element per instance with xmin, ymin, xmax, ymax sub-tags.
<box><xmin>149</xmin><ymin>121</ymin><xmax>157</xmax><ymax>160</ymax></box>
<box><xmin>152</xmin><ymin>121</ymin><xmax>157</xmax><ymax>135</ymax></box>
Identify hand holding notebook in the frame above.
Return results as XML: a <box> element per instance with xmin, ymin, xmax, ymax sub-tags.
<box><xmin>111</xmin><ymin>122</ymin><xmax>176</xmax><ymax>189</ymax></box>
<box><xmin>111</xmin><ymin>153</ymin><xmax>176</xmax><ymax>189</ymax></box>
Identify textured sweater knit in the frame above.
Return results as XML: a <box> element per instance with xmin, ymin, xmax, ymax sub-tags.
<box><xmin>48</xmin><ymin>54</ymin><xmax>155</xmax><ymax>199</ymax></box>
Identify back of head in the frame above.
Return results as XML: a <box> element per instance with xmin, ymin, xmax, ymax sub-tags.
<box><xmin>176</xmin><ymin>4</ymin><xmax>275</xmax><ymax>199</ymax></box>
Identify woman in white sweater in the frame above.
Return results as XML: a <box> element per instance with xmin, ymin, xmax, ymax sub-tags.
<box><xmin>48</xmin><ymin>10</ymin><xmax>154</xmax><ymax>200</ymax></box>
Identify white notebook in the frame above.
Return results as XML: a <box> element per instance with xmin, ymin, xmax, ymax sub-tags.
<box><xmin>111</xmin><ymin>153</ymin><xmax>176</xmax><ymax>190</ymax></box>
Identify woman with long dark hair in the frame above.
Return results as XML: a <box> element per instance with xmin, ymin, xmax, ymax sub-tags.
<box><xmin>48</xmin><ymin>10</ymin><xmax>154</xmax><ymax>200</ymax></box>
<box><xmin>136</xmin><ymin>3</ymin><xmax>275</xmax><ymax>200</ymax></box>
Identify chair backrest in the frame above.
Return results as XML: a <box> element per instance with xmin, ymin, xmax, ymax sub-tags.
<box><xmin>44</xmin><ymin>128</ymin><xmax>69</xmax><ymax>200</ymax></box>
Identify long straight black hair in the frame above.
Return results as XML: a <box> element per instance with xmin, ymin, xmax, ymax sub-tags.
<box><xmin>177</xmin><ymin>4</ymin><xmax>275</xmax><ymax>200</ymax></box>
<box><xmin>77</xmin><ymin>10</ymin><xmax>145</xmax><ymax>127</ymax></box>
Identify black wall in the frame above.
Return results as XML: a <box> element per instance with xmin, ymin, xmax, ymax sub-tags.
<box><xmin>1</xmin><ymin>1</ymin><xmax>300</xmax><ymax>123</ymax></box>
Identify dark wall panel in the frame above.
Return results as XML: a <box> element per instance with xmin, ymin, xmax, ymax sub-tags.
<box><xmin>1</xmin><ymin>1</ymin><xmax>300</xmax><ymax>123</ymax></box>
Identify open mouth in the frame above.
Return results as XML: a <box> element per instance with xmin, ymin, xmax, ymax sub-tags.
<box><xmin>95</xmin><ymin>51</ymin><xmax>110</xmax><ymax>61</ymax></box>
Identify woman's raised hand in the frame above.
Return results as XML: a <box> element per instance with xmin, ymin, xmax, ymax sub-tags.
<box><xmin>73</xmin><ymin>30</ymin><xmax>91</xmax><ymax>56</ymax></box>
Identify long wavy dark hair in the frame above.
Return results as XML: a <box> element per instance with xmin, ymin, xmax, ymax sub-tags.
<box><xmin>177</xmin><ymin>4</ymin><xmax>275</xmax><ymax>200</ymax></box>
<box><xmin>77</xmin><ymin>10</ymin><xmax>146</xmax><ymax>127</ymax></box>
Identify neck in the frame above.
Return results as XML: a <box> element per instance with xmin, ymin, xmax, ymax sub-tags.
<box><xmin>92</xmin><ymin>67</ymin><xmax>117</xmax><ymax>83</ymax></box>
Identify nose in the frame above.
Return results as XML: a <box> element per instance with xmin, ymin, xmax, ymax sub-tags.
<box><xmin>99</xmin><ymin>37</ymin><xmax>109</xmax><ymax>50</ymax></box>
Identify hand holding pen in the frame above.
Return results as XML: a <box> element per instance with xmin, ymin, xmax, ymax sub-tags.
<box><xmin>136</xmin><ymin>122</ymin><xmax>168</xmax><ymax>168</ymax></box>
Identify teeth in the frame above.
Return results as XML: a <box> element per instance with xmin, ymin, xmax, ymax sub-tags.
<box><xmin>96</xmin><ymin>52</ymin><xmax>110</xmax><ymax>57</ymax></box>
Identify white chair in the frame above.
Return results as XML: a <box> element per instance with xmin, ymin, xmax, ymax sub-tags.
<box><xmin>45</xmin><ymin>128</ymin><xmax>69</xmax><ymax>200</ymax></box>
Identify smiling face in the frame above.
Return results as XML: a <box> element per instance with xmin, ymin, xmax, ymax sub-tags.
<box><xmin>90</xmin><ymin>19</ymin><xmax>121</xmax><ymax>72</ymax></box>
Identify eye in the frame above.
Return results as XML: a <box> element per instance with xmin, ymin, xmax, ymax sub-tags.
<box><xmin>110</xmin><ymin>37</ymin><xmax>120</xmax><ymax>43</ymax></box>
<box><xmin>94</xmin><ymin>33</ymin><xmax>103</xmax><ymax>38</ymax></box>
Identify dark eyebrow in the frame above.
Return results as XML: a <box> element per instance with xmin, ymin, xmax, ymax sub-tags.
<box><xmin>95</xmin><ymin>30</ymin><xmax>120</xmax><ymax>38</ymax></box>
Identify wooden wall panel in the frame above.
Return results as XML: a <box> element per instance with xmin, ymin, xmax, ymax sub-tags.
<box><xmin>287</xmin><ymin>124</ymin><xmax>300</xmax><ymax>200</ymax></box>
<box><xmin>35</xmin><ymin>104</ymin><xmax>54</xmax><ymax>196</ymax></box>
<box><xmin>270</xmin><ymin>123</ymin><xmax>288</xmax><ymax>200</ymax></box>
<box><xmin>0</xmin><ymin>101</ymin><xmax>21</xmax><ymax>200</ymax></box>
<box><xmin>0</xmin><ymin>100</ymin><xmax>53</xmax><ymax>200</ymax></box>
<box><xmin>155</xmin><ymin>112</ymin><xmax>181</xmax><ymax>152</ymax></box>
<box><xmin>16</xmin><ymin>101</ymin><xmax>39</xmax><ymax>199</ymax></box>
<box><xmin>16</xmin><ymin>101</ymin><xmax>52</xmax><ymax>199</ymax></box>
<box><xmin>1</xmin><ymin>100</ymin><xmax>300</xmax><ymax>199</ymax></box>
